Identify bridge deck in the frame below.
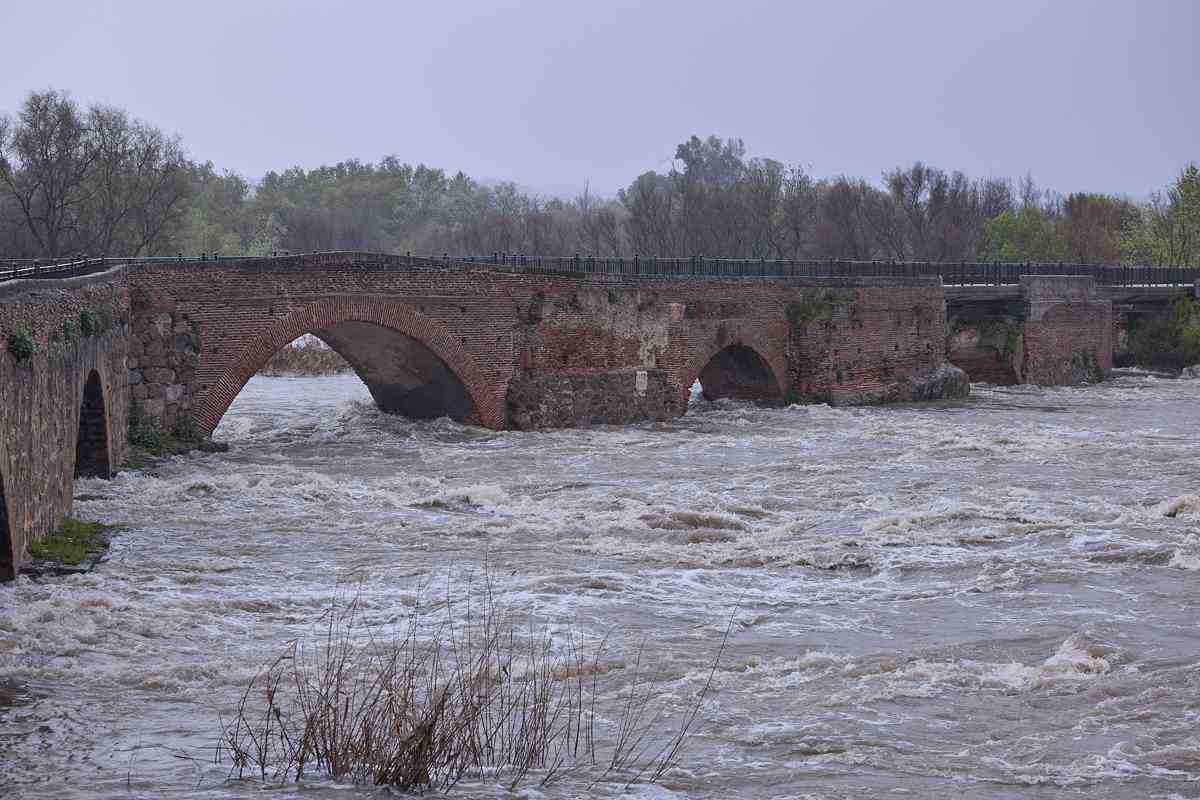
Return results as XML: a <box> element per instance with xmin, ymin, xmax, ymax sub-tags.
<box><xmin>2</xmin><ymin>252</ymin><xmax>1198</xmax><ymax>289</ymax></box>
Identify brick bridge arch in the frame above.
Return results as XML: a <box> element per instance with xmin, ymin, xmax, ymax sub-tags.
<box><xmin>193</xmin><ymin>298</ymin><xmax>503</xmax><ymax>435</ymax></box>
<box><xmin>677</xmin><ymin>328</ymin><xmax>789</xmax><ymax>407</ymax></box>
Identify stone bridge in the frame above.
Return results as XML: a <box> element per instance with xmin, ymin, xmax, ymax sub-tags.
<box><xmin>945</xmin><ymin>278</ymin><xmax>1193</xmax><ymax>384</ymax></box>
<box><xmin>125</xmin><ymin>253</ymin><xmax>962</xmax><ymax>437</ymax></box>
<box><xmin>3</xmin><ymin>252</ymin><xmax>1196</xmax><ymax>579</ymax></box>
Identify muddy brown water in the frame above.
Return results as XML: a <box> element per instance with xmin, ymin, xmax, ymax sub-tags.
<box><xmin>1</xmin><ymin>372</ymin><xmax>1199</xmax><ymax>799</ymax></box>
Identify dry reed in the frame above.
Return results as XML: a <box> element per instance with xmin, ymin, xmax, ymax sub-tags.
<box><xmin>216</xmin><ymin>572</ymin><xmax>731</xmax><ymax>792</ymax></box>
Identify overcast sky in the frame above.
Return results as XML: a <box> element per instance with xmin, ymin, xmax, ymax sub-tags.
<box><xmin>3</xmin><ymin>0</ymin><xmax>1196</xmax><ymax>198</ymax></box>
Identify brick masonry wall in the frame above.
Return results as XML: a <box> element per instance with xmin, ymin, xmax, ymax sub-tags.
<box><xmin>125</xmin><ymin>257</ymin><xmax>962</xmax><ymax>435</ymax></box>
<box><xmin>1020</xmin><ymin>277</ymin><xmax>1112</xmax><ymax>385</ymax></box>
<box><xmin>1023</xmin><ymin>304</ymin><xmax>1113</xmax><ymax>384</ymax></box>
<box><xmin>0</xmin><ymin>269</ymin><xmax>129</xmax><ymax>579</ymax></box>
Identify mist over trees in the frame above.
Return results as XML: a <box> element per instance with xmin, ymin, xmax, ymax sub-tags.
<box><xmin>1</xmin><ymin>90</ymin><xmax>1197</xmax><ymax>265</ymax></box>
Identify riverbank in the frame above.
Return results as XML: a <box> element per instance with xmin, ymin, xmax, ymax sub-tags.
<box><xmin>258</xmin><ymin>340</ymin><xmax>349</xmax><ymax>376</ymax></box>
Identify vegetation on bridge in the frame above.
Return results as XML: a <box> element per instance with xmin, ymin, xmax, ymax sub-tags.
<box><xmin>6</xmin><ymin>327</ymin><xmax>35</xmax><ymax>362</ymax></box>
<box><xmin>1128</xmin><ymin>297</ymin><xmax>1200</xmax><ymax>371</ymax></box>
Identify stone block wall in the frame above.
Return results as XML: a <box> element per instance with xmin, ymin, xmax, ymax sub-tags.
<box><xmin>507</xmin><ymin>369</ymin><xmax>677</xmax><ymax>429</ymax></box>
<box><xmin>128</xmin><ymin>280</ymin><xmax>201</xmax><ymax>435</ymax></box>
<box><xmin>0</xmin><ymin>269</ymin><xmax>129</xmax><ymax>579</ymax></box>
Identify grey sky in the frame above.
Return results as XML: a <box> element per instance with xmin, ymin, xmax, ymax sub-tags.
<box><xmin>3</xmin><ymin>0</ymin><xmax>1196</xmax><ymax>198</ymax></box>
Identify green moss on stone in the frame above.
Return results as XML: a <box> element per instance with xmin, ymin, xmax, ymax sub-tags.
<box><xmin>786</xmin><ymin>289</ymin><xmax>857</xmax><ymax>333</ymax></box>
<box><xmin>79</xmin><ymin>309</ymin><xmax>100</xmax><ymax>338</ymax></box>
<box><xmin>7</xmin><ymin>328</ymin><xmax>36</xmax><ymax>362</ymax></box>
<box><xmin>28</xmin><ymin>518</ymin><xmax>115</xmax><ymax>566</ymax></box>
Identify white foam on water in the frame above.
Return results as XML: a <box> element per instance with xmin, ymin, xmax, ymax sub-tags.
<box><xmin>1156</xmin><ymin>494</ymin><xmax>1200</xmax><ymax>519</ymax></box>
<box><xmin>6</xmin><ymin>371</ymin><xmax>1200</xmax><ymax>798</ymax></box>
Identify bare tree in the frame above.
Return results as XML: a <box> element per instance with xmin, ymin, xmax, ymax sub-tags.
<box><xmin>82</xmin><ymin>105</ymin><xmax>189</xmax><ymax>254</ymax></box>
<box><xmin>0</xmin><ymin>90</ymin><xmax>97</xmax><ymax>256</ymax></box>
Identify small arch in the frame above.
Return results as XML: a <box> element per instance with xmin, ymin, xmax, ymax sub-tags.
<box><xmin>75</xmin><ymin>370</ymin><xmax>111</xmax><ymax>479</ymax></box>
<box><xmin>946</xmin><ymin>348</ymin><xmax>1019</xmax><ymax>385</ymax></box>
<box><xmin>194</xmin><ymin>300</ymin><xmax>501</xmax><ymax>435</ymax></box>
<box><xmin>683</xmin><ymin>342</ymin><xmax>785</xmax><ymax>407</ymax></box>
<box><xmin>946</xmin><ymin>320</ymin><xmax>1021</xmax><ymax>385</ymax></box>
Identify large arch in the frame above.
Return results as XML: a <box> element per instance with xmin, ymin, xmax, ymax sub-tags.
<box><xmin>75</xmin><ymin>369</ymin><xmax>111</xmax><ymax>479</ymax></box>
<box><xmin>193</xmin><ymin>299</ymin><xmax>502</xmax><ymax>434</ymax></box>
<box><xmin>679</xmin><ymin>334</ymin><xmax>788</xmax><ymax>408</ymax></box>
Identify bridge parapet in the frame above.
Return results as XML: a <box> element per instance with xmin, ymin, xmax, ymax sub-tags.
<box><xmin>6</xmin><ymin>252</ymin><xmax>1200</xmax><ymax>288</ymax></box>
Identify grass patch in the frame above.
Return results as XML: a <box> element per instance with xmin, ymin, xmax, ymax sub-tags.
<box><xmin>125</xmin><ymin>412</ymin><xmax>227</xmax><ymax>469</ymax></box>
<box><xmin>410</xmin><ymin>498</ymin><xmax>450</xmax><ymax>509</ymax></box>
<box><xmin>27</xmin><ymin>518</ymin><xmax>115</xmax><ymax>566</ymax></box>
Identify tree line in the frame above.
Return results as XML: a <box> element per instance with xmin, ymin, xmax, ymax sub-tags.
<box><xmin>2</xmin><ymin>89</ymin><xmax>1197</xmax><ymax>265</ymax></box>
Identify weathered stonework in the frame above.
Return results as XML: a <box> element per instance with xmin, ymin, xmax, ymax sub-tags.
<box><xmin>123</xmin><ymin>257</ymin><xmax>963</xmax><ymax>435</ymax></box>
<box><xmin>1021</xmin><ymin>277</ymin><xmax>1112</xmax><ymax>385</ymax></box>
<box><xmin>0</xmin><ymin>269</ymin><xmax>129</xmax><ymax>579</ymax></box>
<box><xmin>507</xmin><ymin>369</ymin><xmax>677</xmax><ymax>429</ymax></box>
<box><xmin>128</xmin><ymin>283</ymin><xmax>200</xmax><ymax>434</ymax></box>
<box><xmin>946</xmin><ymin>277</ymin><xmax>1112</xmax><ymax>386</ymax></box>
<box><xmin>946</xmin><ymin>319</ymin><xmax>1024</xmax><ymax>385</ymax></box>
<box><xmin>780</xmin><ymin>280</ymin><xmax>962</xmax><ymax>405</ymax></box>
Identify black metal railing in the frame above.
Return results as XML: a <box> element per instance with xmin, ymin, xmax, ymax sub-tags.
<box><xmin>2</xmin><ymin>252</ymin><xmax>1199</xmax><ymax>288</ymax></box>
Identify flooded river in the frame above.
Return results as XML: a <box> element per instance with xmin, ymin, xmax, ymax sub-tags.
<box><xmin>2</xmin><ymin>372</ymin><xmax>1199</xmax><ymax>798</ymax></box>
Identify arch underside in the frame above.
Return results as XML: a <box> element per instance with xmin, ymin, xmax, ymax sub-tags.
<box><xmin>76</xmin><ymin>370</ymin><xmax>111</xmax><ymax>478</ymax></box>
<box><xmin>693</xmin><ymin>343</ymin><xmax>784</xmax><ymax>405</ymax></box>
<box><xmin>195</xmin><ymin>299</ymin><xmax>500</xmax><ymax>435</ymax></box>
<box><xmin>950</xmin><ymin>352</ymin><xmax>1017</xmax><ymax>386</ymax></box>
<box><xmin>312</xmin><ymin>321</ymin><xmax>478</xmax><ymax>423</ymax></box>
<box><xmin>947</xmin><ymin>347</ymin><xmax>1018</xmax><ymax>385</ymax></box>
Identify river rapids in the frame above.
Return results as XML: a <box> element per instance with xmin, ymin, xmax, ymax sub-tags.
<box><xmin>2</xmin><ymin>372</ymin><xmax>1199</xmax><ymax>798</ymax></box>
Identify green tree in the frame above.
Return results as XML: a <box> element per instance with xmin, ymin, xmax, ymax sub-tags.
<box><xmin>1119</xmin><ymin>163</ymin><xmax>1200</xmax><ymax>266</ymax></box>
<box><xmin>981</xmin><ymin>206</ymin><xmax>1065</xmax><ymax>262</ymax></box>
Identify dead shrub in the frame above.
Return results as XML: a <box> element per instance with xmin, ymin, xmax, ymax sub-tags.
<box><xmin>217</xmin><ymin>572</ymin><xmax>730</xmax><ymax>792</ymax></box>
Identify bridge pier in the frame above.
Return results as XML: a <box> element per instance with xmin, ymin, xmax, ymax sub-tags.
<box><xmin>0</xmin><ymin>269</ymin><xmax>128</xmax><ymax>579</ymax></box>
<box><xmin>946</xmin><ymin>276</ymin><xmax>1112</xmax><ymax>386</ymax></box>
